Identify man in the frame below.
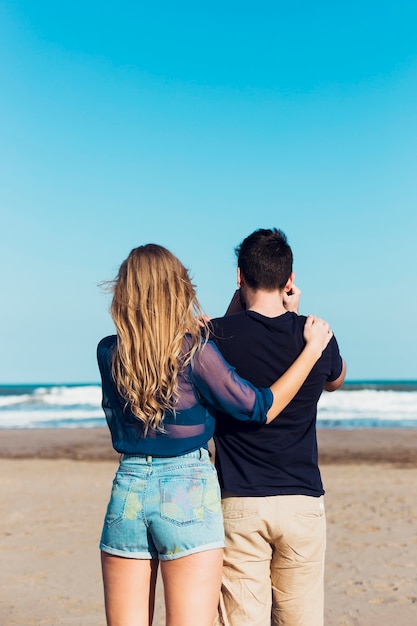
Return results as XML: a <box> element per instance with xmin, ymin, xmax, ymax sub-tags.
<box><xmin>210</xmin><ymin>228</ymin><xmax>346</xmax><ymax>626</ymax></box>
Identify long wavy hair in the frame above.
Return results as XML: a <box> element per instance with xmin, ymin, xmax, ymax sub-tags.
<box><xmin>109</xmin><ymin>244</ymin><xmax>208</xmax><ymax>432</ymax></box>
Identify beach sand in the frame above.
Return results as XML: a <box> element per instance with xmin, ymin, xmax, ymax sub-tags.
<box><xmin>0</xmin><ymin>428</ymin><xmax>416</xmax><ymax>625</ymax></box>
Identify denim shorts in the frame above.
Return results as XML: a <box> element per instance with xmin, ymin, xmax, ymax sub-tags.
<box><xmin>99</xmin><ymin>448</ymin><xmax>225</xmax><ymax>561</ymax></box>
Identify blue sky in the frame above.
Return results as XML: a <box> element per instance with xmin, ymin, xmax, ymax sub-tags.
<box><xmin>1</xmin><ymin>1</ymin><xmax>416</xmax><ymax>383</ymax></box>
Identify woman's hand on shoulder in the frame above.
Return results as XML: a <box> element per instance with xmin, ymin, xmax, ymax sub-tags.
<box><xmin>195</xmin><ymin>315</ymin><xmax>211</xmax><ymax>328</ymax></box>
<box><xmin>303</xmin><ymin>315</ymin><xmax>333</xmax><ymax>357</ymax></box>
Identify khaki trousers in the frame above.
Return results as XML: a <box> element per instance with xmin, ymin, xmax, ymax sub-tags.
<box><xmin>215</xmin><ymin>494</ymin><xmax>326</xmax><ymax>626</ymax></box>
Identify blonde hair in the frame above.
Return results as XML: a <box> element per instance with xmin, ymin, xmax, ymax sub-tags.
<box><xmin>109</xmin><ymin>244</ymin><xmax>207</xmax><ymax>432</ymax></box>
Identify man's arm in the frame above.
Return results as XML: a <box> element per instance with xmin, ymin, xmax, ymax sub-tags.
<box><xmin>324</xmin><ymin>359</ymin><xmax>347</xmax><ymax>392</ymax></box>
<box><xmin>225</xmin><ymin>289</ymin><xmax>245</xmax><ymax>315</ymax></box>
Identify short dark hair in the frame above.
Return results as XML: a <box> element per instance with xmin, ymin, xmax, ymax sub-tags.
<box><xmin>235</xmin><ymin>228</ymin><xmax>293</xmax><ymax>290</ymax></box>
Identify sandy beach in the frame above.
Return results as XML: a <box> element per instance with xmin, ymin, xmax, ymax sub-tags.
<box><xmin>1</xmin><ymin>428</ymin><xmax>416</xmax><ymax>625</ymax></box>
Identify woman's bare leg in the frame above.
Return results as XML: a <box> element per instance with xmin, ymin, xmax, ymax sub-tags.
<box><xmin>161</xmin><ymin>548</ymin><xmax>223</xmax><ymax>626</ymax></box>
<box><xmin>101</xmin><ymin>551</ymin><xmax>158</xmax><ymax>626</ymax></box>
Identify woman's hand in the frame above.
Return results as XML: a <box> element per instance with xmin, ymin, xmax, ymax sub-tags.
<box><xmin>303</xmin><ymin>315</ymin><xmax>333</xmax><ymax>357</ymax></box>
<box><xmin>196</xmin><ymin>315</ymin><xmax>211</xmax><ymax>328</ymax></box>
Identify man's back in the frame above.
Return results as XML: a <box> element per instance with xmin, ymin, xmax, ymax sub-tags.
<box><xmin>211</xmin><ymin>227</ymin><xmax>345</xmax><ymax>626</ymax></box>
<box><xmin>211</xmin><ymin>309</ymin><xmax>343</xmax><ymax>497</ymax></box>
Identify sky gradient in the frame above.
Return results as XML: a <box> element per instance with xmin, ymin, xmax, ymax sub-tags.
<box><xmin>1</xmin><ymin>1</ymin><xmax>416</xmax><ymax>382</ymax></box>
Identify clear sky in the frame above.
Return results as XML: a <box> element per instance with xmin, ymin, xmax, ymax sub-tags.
<box><xmin>1</xmin><ymin>1</ymin><xmax>416</xmax><ymax>383</ymax></box>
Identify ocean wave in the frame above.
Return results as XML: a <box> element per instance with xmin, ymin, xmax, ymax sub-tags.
<box><xmin>0</xmin><ymin>394</ymin><xmax>33</xmax><ymax>407</ymax></box>
<box><xmin>318</xmin><ymin>389</ymin><xmax>417</xmax><ymax>418</ymax></box>
<box><xmin>0</xmin><ymin>385</ymin><xmax>102</xmax><ymax>408</ymax></box>
<box><xmin>0</xmin><ymin>384</ymin><xmax>416</xmax><ymax>429</ymax></box>
<box><xmin>34</xmin><ymin>385</ymin><xmax>102</xmax><ymax>406</ymax></box>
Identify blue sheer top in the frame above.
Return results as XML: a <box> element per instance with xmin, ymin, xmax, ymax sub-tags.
<box><xmin>97</xmin><ymin>335</ymin><xmax>273</xmax><ymax>456</ymax></box>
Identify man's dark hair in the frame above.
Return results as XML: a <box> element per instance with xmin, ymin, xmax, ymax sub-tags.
<box><xmin>235</xmin><ymin>228</ymin><xmax>293</xmax><ymax>290</ymax></box>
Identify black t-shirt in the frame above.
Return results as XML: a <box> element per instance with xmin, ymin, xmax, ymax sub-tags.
<box><xmin>210</xmin><ymin>310</ymin><xmax>343</xmax><ymax>497</ymax></box>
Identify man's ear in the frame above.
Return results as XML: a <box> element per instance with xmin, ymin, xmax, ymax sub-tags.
<box><xmin>284</xmin><ymin>272</ymin><xmax>295</xmax><ymax>293</ymax></box>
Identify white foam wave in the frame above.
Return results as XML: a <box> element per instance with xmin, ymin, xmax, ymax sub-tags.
<box><xmin>0</xmin><ymin>386</ymin><xmax>102</xmax><ymax>408</ymax></box>
<box><xmin>318</xmin><ymin>389</ymin><xmax>417</xmax><ymax>420</ymax></box>
<box><xmin>0</xmin><ymin>394</ymin><xmax>32</xmax><ymax>407</ymax></box>
<box><xmin>33</xmin><ymin>385</ymin><xmax>102</xmax><ymax>406</ymax></box>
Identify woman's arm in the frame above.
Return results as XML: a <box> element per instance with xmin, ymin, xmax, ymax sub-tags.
<box><xmin>191</xmin><ymin>315</ymin><xmax>332</xmax><ymax>425</ymax></box>
<box><xmin>266</xmin><ymin>315</ymin><xmax>332</xmax><ymax>423</ymax></box>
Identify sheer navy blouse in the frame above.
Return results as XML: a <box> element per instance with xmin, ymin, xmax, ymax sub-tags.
<box><xmin>97</xmin><ymin>335</ymin><xmax>273</xmax><ymax>456</ymax></box>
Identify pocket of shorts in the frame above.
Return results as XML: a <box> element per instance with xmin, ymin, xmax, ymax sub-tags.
<box><xmin>160</xmin><ymin>478</ymin><xmax>206</xmax><ymax>526</ymax></box>
<box><xmin>104</xmin><ymin>474</ymin><xmax>137</xmax><ymax>528</ymax></box>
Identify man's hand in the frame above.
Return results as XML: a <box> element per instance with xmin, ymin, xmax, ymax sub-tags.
<box><xmin>283</xmin><ymin>284</ymin><xmax>301</xmax><ymax>314</ymax></box>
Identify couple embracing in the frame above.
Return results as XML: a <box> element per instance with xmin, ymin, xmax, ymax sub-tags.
<box><xmin>97</xmin><ymin>227</ymin><xmax>345</xmax><ymax>626</ymax></box>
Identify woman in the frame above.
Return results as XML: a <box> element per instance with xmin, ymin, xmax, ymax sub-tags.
<box><xmin>97</xmin><ymin>244</ymin><xmax>332</xmax><ymax>626</ymax></box>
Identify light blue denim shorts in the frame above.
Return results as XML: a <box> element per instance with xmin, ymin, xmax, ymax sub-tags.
<box><xmin>100</xmin><ymin>448</ymin><xmax>225</xmax><ymax>561</ymax></box>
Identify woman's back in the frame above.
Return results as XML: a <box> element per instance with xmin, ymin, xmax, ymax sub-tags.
<box><xmin>97</xmin><ymin>334</ymin><xmax>272</xmax><ymax>456</ymax></box>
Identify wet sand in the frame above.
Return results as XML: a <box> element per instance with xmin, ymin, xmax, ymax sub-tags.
<box><xmin>0</xmin><ymin>428</ymin><xmax>416</xmax><ymax>625</ymax></box>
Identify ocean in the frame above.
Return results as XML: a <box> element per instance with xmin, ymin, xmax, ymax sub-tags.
<box><xmin>0</xmin><ymin>382</ymin><xmax>416</xmax><ymax>429</ymax></box>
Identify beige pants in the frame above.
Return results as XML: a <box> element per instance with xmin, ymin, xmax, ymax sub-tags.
<box><xmin>215</xmin><ymin>494</ymin><xmax>326</xmax><ymax>626</ymax></box>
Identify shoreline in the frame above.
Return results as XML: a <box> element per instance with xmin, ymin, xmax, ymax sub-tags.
<box><xmin>0</xmin><ymin>427</ymin><xmax>416</xmax><ymax>465</ymax></box>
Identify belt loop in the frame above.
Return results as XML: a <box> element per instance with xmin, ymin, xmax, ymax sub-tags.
<box><xmin>146</xmin><ymin>455</ymin><xmax>152</xmax><ymax>464</ymax></box>
<box><xmin>199</xmin><ymin>448</ymin><xmax>203</xmax><ymax>459</ymax></box>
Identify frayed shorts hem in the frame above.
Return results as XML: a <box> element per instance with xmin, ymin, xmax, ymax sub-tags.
<box><xmin>100</xmin><ymin>540</ymin><xmax>225</xmax><ymax>561</ymax></box>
